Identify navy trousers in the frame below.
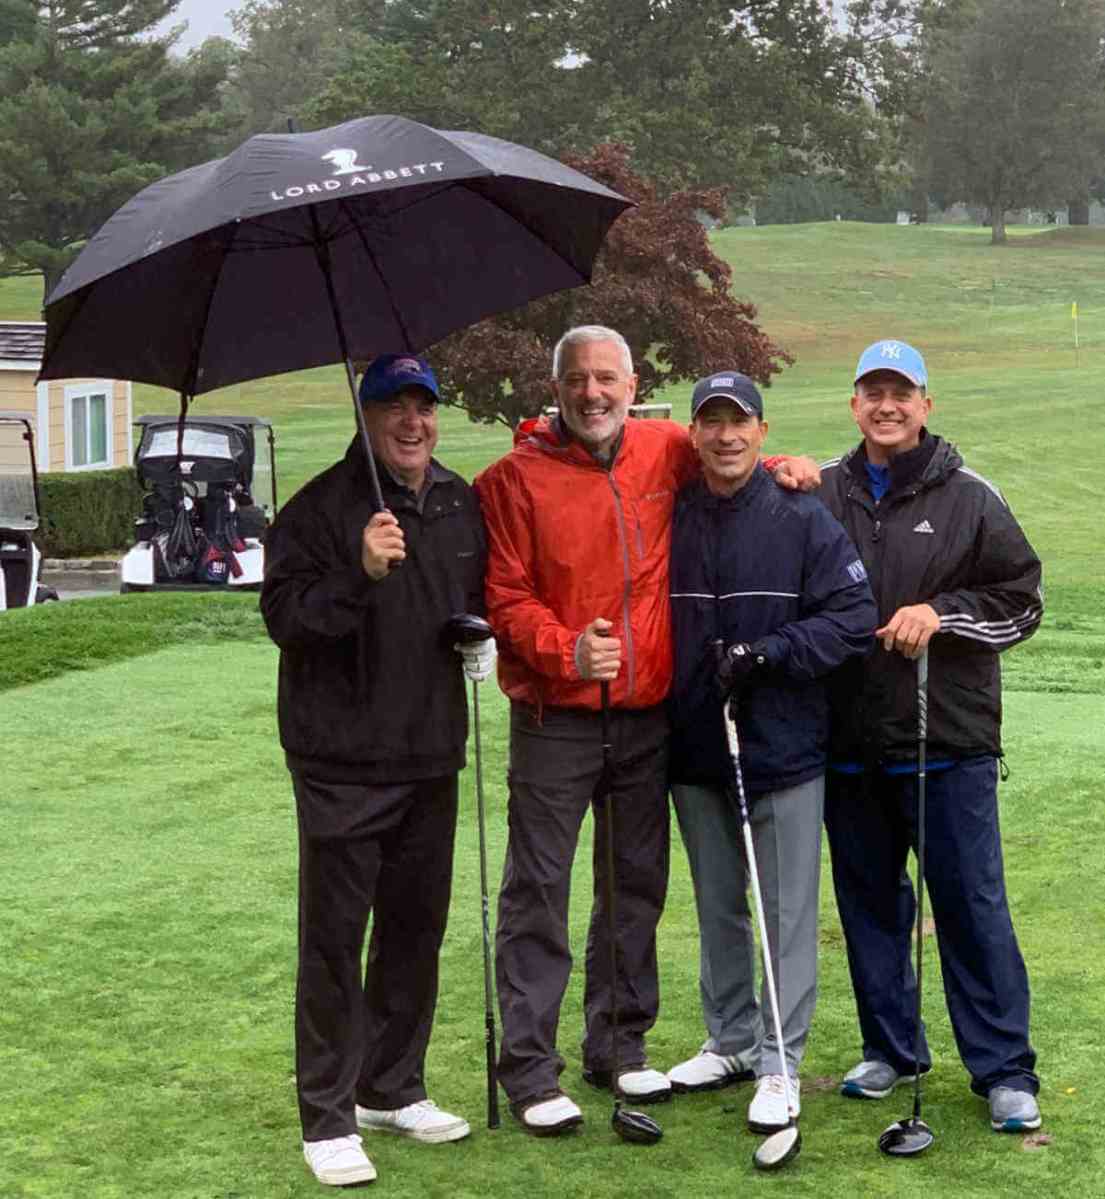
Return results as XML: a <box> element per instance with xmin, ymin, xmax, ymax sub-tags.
<box><xmin>824</xmin><ymin>756</ymin><xmax>1038</xmax><ymax>1097</ymax></box>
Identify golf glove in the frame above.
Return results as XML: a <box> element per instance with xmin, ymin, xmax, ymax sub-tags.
<box><xmin>715</xmin><ymin>641</ymin><xmax>768</xmax><ymax>708</ymax></box>
<box><xmin>456</xmin><ymin>636</ymin><xmax>497</xmax><ymax>683</ymax></box>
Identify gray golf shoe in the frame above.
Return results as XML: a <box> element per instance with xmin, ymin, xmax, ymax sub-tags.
<box><xmin>840</xmin><ymin>1059</ymin><xmax>919</xmax><ymax>1100</ymax></box>
<box><xmin>988</xmin><ymin>1086</ymin><xmax>1041</xmax><ymax>1132</ymax></box>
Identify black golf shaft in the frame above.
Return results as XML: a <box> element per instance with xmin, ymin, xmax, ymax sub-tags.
<box><xmin>911</xmin><ymin>650</ymin><xmax>929</xmax><ymax>1123</ymax></box>
<box><xmin>599</xmin><ymin>681</ymin><xmax>624</xmax><ymax>1110</ymax></box>
<box><xmin>472</xmin><ymin>677</ymin><xmax>500</xmax><ymax>1129</ymax></box>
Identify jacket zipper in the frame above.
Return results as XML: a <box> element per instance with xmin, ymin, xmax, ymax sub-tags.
<box><xmin>607</xmin><ymin>471</ymin><xmax>636</xmax><ymax>700</ymax></box>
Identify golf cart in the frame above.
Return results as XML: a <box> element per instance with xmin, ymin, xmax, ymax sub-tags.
<box><xmin>119</xmin><ymin>414</ymin><xmax>277</xmax><ymax>593</ymax></box>
<box><xmin>0</xmin><ymin>412</ymin><xmax>57</xmax><ymax>609</ymax></box>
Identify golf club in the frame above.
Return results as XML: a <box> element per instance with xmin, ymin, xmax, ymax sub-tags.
<box><xmin>594</xmin><ymin>681</ymin><xmax>663</xmax><ymax>1146</ymax></box>
<box><xmin>879</xmin><ymin>648</ymin><xmax>935</xmax><ymax>1157</ymax></box>
<box><xmin>444</xmin><ymin>613</ymin><xmax>500</xmax><ymax>1130</ymax></box>
<box><xmin>716</xmin><ymin>645</ymin><xmax>800</xmax><ymax>1171</ymax></box>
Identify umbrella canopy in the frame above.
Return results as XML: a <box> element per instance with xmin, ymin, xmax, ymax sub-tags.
<box><xmin>40</xmin><ymin>115</ymin><xmax>632</xmax><ymax>396</ymax></box>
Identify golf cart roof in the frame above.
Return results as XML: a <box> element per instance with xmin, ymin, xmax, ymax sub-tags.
<box><xmin>134</xmin><ymin>414</ymin><xmax>273</xmax><ymax>430</ymax></box>
<box><xmin>0</xmin><ymin>411</ymin><xmax>40</xmax><ymax>530</ymax></box>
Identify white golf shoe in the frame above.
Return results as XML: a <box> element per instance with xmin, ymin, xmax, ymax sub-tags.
<box><xmin>513</xmin><ymin>1091</ymin><xmax>585</xmax><ymax>1136</ymax></box>
<box><xmin>303</xmin><ymin>1134</ymin><xmax>377</xmax><ymax>1186</ymax></box>
<box><xmin>355</xmin><ymin>1099</ymin><xmax>470</xmax><ymax>1143</ymax></box>
<box><xmin>748</xmin><ymin>1074</ymin><xmax>800</xmax><ymax>1133</ymax></box>
<box><xmin>667</xmin><ymin>1050</ymin><xmax>755</xmax><ymax>1093</ymax></box>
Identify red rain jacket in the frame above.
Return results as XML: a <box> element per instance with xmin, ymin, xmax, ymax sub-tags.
<box><xmin>476</xmin><ymin>415</ymin><xmax>783</xmax><ymax>713</ymax></box>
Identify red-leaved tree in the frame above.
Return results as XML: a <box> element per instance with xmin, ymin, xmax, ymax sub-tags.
<box><xmin>427</xmin><ymin>143</ymin><xmax>792</xmax><ymax>428</ymax></box>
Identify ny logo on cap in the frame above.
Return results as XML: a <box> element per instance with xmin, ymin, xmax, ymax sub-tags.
<box><xmin>880</xmin><ymin>341</ymin><xmax>903</xmax><ymax>360</ymax></box>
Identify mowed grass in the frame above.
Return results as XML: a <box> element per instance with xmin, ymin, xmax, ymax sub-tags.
<box><xmin>3</xmin><ymin>222</ymin><xmax>1105</xmax><ymax>1196</ymax></box>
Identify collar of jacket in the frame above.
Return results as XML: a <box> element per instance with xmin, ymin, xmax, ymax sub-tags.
<box><xmin>342</xmin><ymin>436</ymin><xmax>453</xmax><ymax>501</ymax></box>
<box><xmin>515</xmin><ymin>412</ymin><xmax>627</xmax><ymax>470</ymax></box>
<box><xmin>843</xmin><ymin>429</ymin><xmax>956</xmax><ymax>496</ymax></box>
<box><xmin>688</xmin><ymin>460</ymin><xmax>770</xmax><ymax>510</ymax></box>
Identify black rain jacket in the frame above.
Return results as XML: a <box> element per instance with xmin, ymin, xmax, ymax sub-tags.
<box><xmin>817</xmin><ymin>431</ymin><xmax>1043</xmax><ymax>764</ymax></box>
<box><xmin>261</xmin><ymin>438</ymin><xmax>486</xmax><ymax>783</ymax></box>
<box><xmin>669</xmin><ymin>465</ymin><xmax>877</xmax><ymax>795</ymax></box>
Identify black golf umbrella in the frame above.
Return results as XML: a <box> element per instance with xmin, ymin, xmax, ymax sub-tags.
<box><xmin>40</xmin><ymin>114</ymin><xmax>632</xmax><ymax>507</ymax></box>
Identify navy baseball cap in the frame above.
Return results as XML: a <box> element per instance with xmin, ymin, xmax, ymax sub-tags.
<box><xmin>854</xmin><ymin>340</ymin><xmax>927</xmax><ymax>388</ymax></box>
<box><xmin>690</xmin><ymin>371</ymin><xmax>764</xmax><ymax>419</ymax></box>
<box><xmin>358</xmin><ymin>353</ymin><xmax>440</xmax><ymax>404</ymax></box>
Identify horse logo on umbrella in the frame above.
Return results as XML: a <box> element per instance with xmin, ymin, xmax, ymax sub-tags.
<box><xmin>322</xmin><ymin>148</ymin><xmax>367</xmax><ymax>176</ymax></box>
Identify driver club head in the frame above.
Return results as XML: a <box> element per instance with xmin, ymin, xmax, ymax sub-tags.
<box><xmin>753</xmin><ymin>1123</ymin><xmax>801</xmax><ymax>1171</ymax></box>
<box><xmin>612</xmin><ymin>1105</ymin><xmax>663</xmax><ymax>1145</ymax></box>
<box><xmin>443</xmin><ymin>612</ymin><xmax>493</xmax><ymax>646</ymax></box>
<box><xmin>879</xmin><ymin>1116</ymin><xmax>935</xmax><ymax>1157</ymax></box>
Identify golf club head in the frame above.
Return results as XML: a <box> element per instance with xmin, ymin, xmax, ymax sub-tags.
<box><xmin>443</xmin><ymin>612</ymin><xmax>493</xmax><ymax>646</ymax></box>
<box><xmin>612</xmin><ymin>1106</ymin><xmax>663</xmax><ymax>1145</ymax></box>
<box><xmin>753</xmin><ymin>1124</ymin><xmax>801</xmax><ymax>1171</ymax></box>
<box><xmin>879</xmin><ymin>1116</ymin><xmax>934</xmax><ymax>1157</ymax></box>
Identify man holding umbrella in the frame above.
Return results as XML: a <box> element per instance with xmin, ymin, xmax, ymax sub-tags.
<box><xmin>474</xmin><ymin>326</ymin><xmax>819</xmax><ymax>1135</ymax></box>
<box><xmin>262</xmin><ymin>354</ymin><xmax>492</xmax><ymax>1187</ymax></box>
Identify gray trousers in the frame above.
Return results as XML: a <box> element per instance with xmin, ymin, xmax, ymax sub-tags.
<box><xmin>496</xmin><ymin>701</ymin><xmax>670</xmax><ymax>1104</ymax></box>
<box><xmin>671</xmin><ymin>775</ymin><xmax>824</xmax><ymax>1077</ymax></box>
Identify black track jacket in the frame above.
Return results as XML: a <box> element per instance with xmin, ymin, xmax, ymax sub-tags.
<box><xmin>817</xmin><ymin>431</ymin><xmax>1043</xmax><ymax>764</ymax></box>
<box><xmin>261</xmin><ymin>438</ymin><xmax>486</xmax><ymax>783</ymax></box>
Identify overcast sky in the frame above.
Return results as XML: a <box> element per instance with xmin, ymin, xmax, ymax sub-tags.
<box><xmin>157</xmin><ymin>0</ymin><xmax>850</xmax><ymax>53</ymax></box>
<box><xmin>154</xmin><ymin>0</ymin><xmax>244</xmax><ymax>50</ymax></box>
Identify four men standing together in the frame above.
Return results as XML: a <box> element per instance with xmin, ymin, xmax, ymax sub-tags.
<box><xmin>263</xmin><ymin>329</ymin><xmax>1043</xmax><ymax>1187</ymax></box>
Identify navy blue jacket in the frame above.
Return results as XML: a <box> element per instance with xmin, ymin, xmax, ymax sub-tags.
<box><xmin>669</xmin><ymin>465</ymin><xmax>877</xmax><ymax>795</ymax></box>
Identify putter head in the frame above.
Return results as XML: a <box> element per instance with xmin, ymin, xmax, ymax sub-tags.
<box><xmin>443</xmin><ymin>612</ymin><xmax>493</xmax><ymax>646</ymax></box>
<box><xmin>612</xmin><ymin>1106</ymin><xmax>663</xmax><ymax>1145</ymax></box>
<box><xmin>879</xmin><ymin>1116</ymin><xmax>934</xmax><ymax>1156</ymax></box>
<box><xmin>753</xmin><ymin>1123</ymin><xmax>801</xmax><ymax>1171</ymax></box>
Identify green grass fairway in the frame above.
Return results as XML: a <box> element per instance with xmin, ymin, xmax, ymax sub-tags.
<box><xmin>4</xmin><ymin>221</ymin><xmax>1105</xmax><ymax>1195</ymax></box>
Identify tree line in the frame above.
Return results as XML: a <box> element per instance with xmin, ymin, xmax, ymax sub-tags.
<box><xmin>3</xmin><ymin>1</ymin><xmax>1104</xmax><ymax>418</ymax></box>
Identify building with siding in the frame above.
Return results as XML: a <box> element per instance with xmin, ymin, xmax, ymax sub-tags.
<box><xmin>0</xmin><ymin>321</ymin><xmax>132</xmax><ymax>472</ymax></box>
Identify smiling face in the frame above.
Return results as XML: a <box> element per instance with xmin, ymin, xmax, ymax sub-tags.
<box><xmin>851</xmin><ymin>370</ymin><xmax>932</xmax><ymax>464</ymax></box>
<box><xmin>362</xmin><ymin>386</ymin><xmax>439</xmax><ymax>489</ymax></box>
<box><xmin>690</xmin><ymin>399</ymin><xmax>767</xmax><ymax>495</ymax></box>
<box><xmin>550</xmin><ymin>338</ymin><xmax>637</xmax><ymax>458</ymax></box>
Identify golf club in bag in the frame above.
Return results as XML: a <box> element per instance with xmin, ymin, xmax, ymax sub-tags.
<box><xmin>716</xmin><ymin>646</ymin><xmax>801</xmax><ymax>1171</ymax></box>
<box><xmin>444</xmin><ymin>613</ymin><xmax>500</xmax><ymax>1130</ymax></box>
<box><xmin>878</xmin><ymin>648</ymin><xmax>935</xmax><ymax>1157</ymax></box>
<box><xmin>592</xmin><ymin>681</ymin><xmax>663</xmax><ymax>1145</ymax></box>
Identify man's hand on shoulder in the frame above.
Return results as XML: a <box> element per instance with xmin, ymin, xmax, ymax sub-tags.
<box><xmin>361</xmin><ymin>511</ymin><xmax>405</xmax><ymax>580</ymax></box>
<box><xmin>769</xmin><ymin>455</ymin><xmax>821</xmax><ymax>492</ymax></box>
<box><xmin>575</xmin><ymin>617</ymin><xmax>622</xmax><ymax>681</ymax></box>
<box><xmin>877</xmin><ymin>603</ymin><xmax>940</xmax><ymax>658</ymax></box>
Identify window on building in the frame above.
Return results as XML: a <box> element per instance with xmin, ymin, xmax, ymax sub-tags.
<box><xmin>68</xmin><ymin>387</ymin><xmax>110</xmax><ymax>468</ymax></box>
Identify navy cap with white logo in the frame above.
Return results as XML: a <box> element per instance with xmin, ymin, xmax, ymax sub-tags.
<box><xmin>359</xmin><ymin>353</ymin><xmax>441</xmax><ymax>404</ymax></box>
<box><xmin>690</xmin><ymin>371</ymin><xmax>764</xmax><ymax>419</ymax></box>
<box><xmin>854</xmin><ymin>339</ymin><xmax>927</xmax><ymax>388</ymax></box>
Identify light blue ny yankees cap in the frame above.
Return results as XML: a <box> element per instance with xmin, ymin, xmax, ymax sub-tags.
<box><xmin>854</xmin><ymin>339</ymin><xmax>927</xmax><ymax>388</ymax></box>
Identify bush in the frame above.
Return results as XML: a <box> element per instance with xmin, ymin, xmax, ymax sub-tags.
<box><xmin>37</xmin><ymin>467</ymin><xmax>144</xmax><ymax>557</ymax></box>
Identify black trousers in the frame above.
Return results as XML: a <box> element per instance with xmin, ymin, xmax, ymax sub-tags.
<box><xmin>291</xmin><ymin>771</ymin><xmax>458</xmax><ymax>1141</ymax></box>
<box><xmin>495</xmin><ymin>702</ymin><xmax>670</xmax><ymax>1104</ymax></box>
